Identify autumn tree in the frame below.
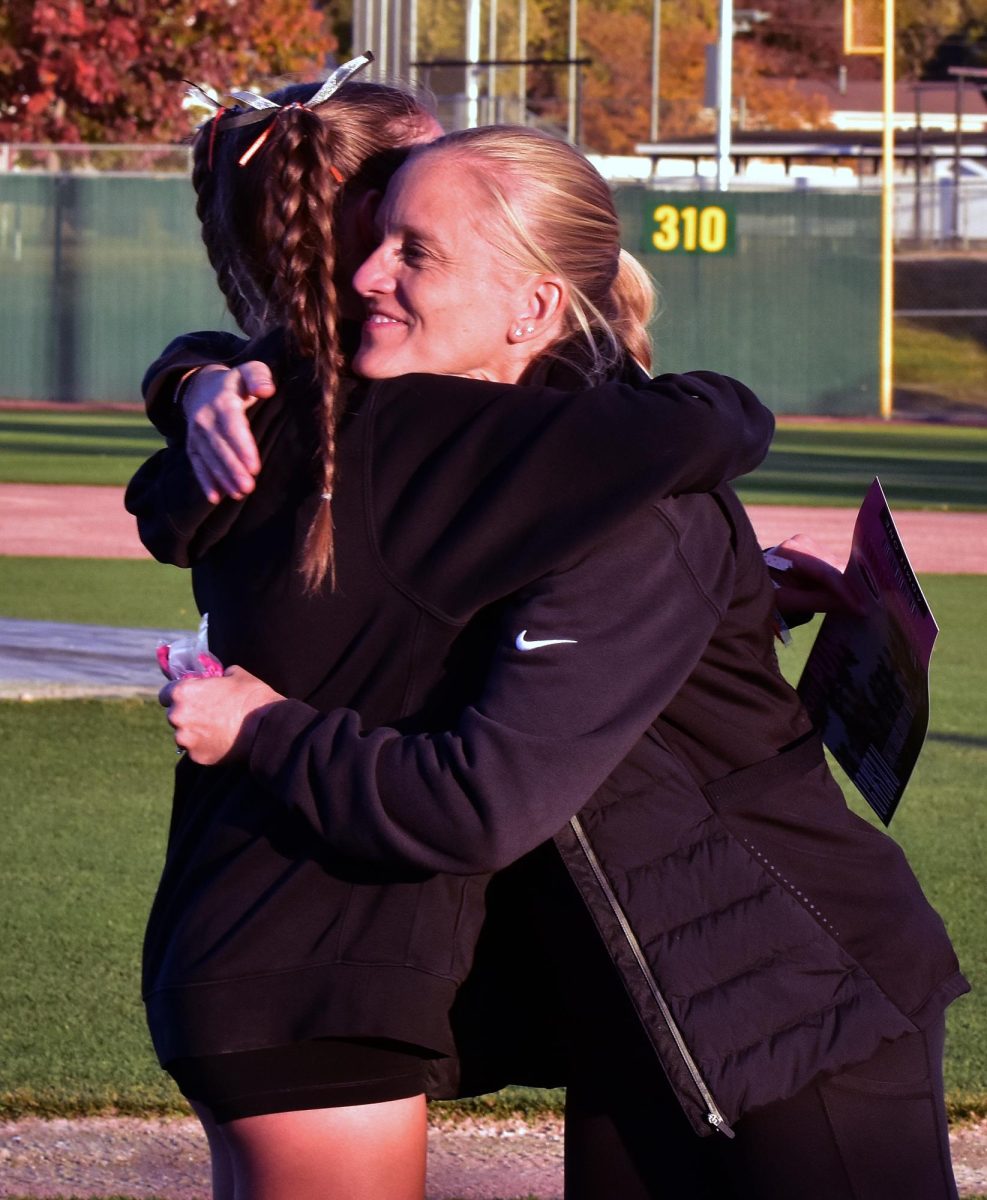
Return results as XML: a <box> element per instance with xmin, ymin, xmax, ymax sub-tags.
<box><xmin>896</xmin><ymin>0</ymin><xmax>987</xmax><ymax>76</ymax></box>
<box><xmin>746</xmin><ymin>0</ymin><xmax>848</xmax><ymax>82</ymax></box>
<box><xmin>574</xmin><ymin>0</ymin><xmax>831</xmax><ymax>152</ymax></box>
<box><xmin>0</xmin><ymin>0</ymin><xmax>333</xmax><ymax>143</ymax></box>
<box><xmin>395</xmin><ymin>0</ymin><xmax>830</xmax><ymax>148</ymax></box>
<box><xmin>750</xmin><ymin>0</ymin><xmax>987</xmax><ymax>82</ymax></box>
<box><xmin>434</xmin><ymin>0</ymin><xmax>985</xmax><ymax>151</ymax></box>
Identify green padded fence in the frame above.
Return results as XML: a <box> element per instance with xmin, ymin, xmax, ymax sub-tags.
<box><xmin>618</xmin><ymin>187</ymin><xmax>881</xmax><ymax>415</ymax></box>
<box><xmin>0</xmin><ymin>174</ymin><xmax>880</xmax><ymax>413</ymax></box>
<box><xmin>0</xmin><ymin>174</ymin><xmax>236</xmax><ymax>405</ymax></box>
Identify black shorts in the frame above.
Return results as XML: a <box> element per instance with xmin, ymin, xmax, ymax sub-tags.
<box><xmin>166</xmin><ymin>1037</ymin><xmax>432</xmax><ymax>1123</ymax></box>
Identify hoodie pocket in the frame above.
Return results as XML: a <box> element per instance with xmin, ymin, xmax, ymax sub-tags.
<box><xmin>337</xmin><ymin>873</ymin><xmax>487</xmax><ymax>981</ymax></box>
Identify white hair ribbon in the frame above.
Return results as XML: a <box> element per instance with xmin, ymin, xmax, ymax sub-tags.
<box><xmin>307</xmin><ymin>52</ymin><xmax>376</xmax><ymax>107</ymax></box>
<box><xmin>222</xmin><ymin>51</ymin><xmax>375</xmax><ymax>127</ymax></box>
<box><xmin>196</xmin><ymin>51</ymin><xmax>376</xmax><ymax>167</ymax></box>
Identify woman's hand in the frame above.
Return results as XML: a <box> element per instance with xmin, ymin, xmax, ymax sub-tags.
<box><xmin>183</xmin><ymin>362</ymin><xmax>275</xmax><ymax>503</ymax></box>
<box><xmin>160</xmin><ymin>666</ymin><xmax>284</xmax><ymax>765</ymax></box>
<box><xmin>768</xmin><ymin>533</ymin><xmax>865</xmax><ymax>618</ymax></box>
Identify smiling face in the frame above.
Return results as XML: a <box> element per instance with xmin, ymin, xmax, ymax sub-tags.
<box><xmin>332</xmin><ymin>114</ymin><xmax>445</xmax><ymax>321</ymax></box>
<box><xmin>351</xmin><ymin>151</ymin><xmax>559</xmax><ymax>383</ymax></box>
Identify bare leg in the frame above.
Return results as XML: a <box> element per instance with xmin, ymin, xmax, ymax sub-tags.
<box><xmin>191</xmin><ymin>1100</ymin><xmax>235</xmax><ymax>1200</ymax></box>
<box><xmin>215</xmin><ymin>1094</ymin><xmax>428</xmax><ymax>1200</ymax></box>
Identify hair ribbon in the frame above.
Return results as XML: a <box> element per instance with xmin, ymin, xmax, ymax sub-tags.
<box><xmin>224</xmin><ymin>52</ymin><xmax>375</xmax><ymax>167</ymax></box>
<box><xmin>186</xmin><ymin>52</ymin><xmax>375</xmax><ymax>170</ymax></box>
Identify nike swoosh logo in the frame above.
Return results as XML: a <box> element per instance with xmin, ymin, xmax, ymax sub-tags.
<box><xmin>515</xmin><ymin>630</ymin><xmax>578</xmax><ymax>652</ymax></box>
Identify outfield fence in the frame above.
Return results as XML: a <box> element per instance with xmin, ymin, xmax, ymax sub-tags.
<box><xmin>1</xmin><ymin>171</ymin><xmax>890</xmax><ymax>413</ymax></box>
<box><xmin>6</xmin><ymin>168</ymin><xmax>984</xmax><ymax>414</ymax></box>
<box><xmin>0</xmin><ymin>173</ymin><xmax>239</xmax><ymax>407</ymax></box>
<box><xmin>623</xmin><ymin>188</ymin><xmax>881</xmax><ymax>414</ymax></box>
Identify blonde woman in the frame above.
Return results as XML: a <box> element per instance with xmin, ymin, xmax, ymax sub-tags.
<box><xmin>132</xmin><ymin>122</ymin><xmax>963</xmax><ymax>1199</ymax></box>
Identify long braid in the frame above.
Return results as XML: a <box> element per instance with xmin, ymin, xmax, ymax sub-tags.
<box><xmin>189</xmin><ymin>78</ymin><xmax>437</xmax><ymax>592</ymax></box>
<box><xmin>260</xmin><ymin>107</ymin><xmax>345</xmax><ymax>590</ymax></box>
<box><xmin>191</xmin><ymin>125</ymin><xmax>269</xmax><ymax>336</ymax></box>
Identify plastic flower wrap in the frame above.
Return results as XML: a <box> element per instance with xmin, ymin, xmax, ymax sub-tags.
<box><xmin>762</xmin><ymin>549</ymin><xmax>794</xmax><ymax>646</ymax></box>
<box><xmin>157</xmin><ymin>613</ymin><xmax>224</xmax><ymax>680</ymax></box>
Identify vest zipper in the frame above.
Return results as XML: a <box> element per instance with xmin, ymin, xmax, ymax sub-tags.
<box><xmin>568</xmin><ymin>815</ymin><xmax>735</xmax><ymax>1139</ymax></box>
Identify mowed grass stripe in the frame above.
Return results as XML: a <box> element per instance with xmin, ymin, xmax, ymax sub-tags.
<box><xmin>0</xmin><ymin>412</ymin><xmax>158</xmax><ymax>436</ymax></box>
<box><xmin>0</xmin><ymin>455</ymin><xmax>150</xmax><ymax>485</ymax></box>
<box><xmin>0</xmin><ymin>410</ymin><xmax>164</xmax><ymax>485</ymax></box>
<box><xmin>736</xmin><ymin>422</ymin><xmax>987</xmax><ymax>510</ymax></box>
<box><xmin>3</xmin><ymin>407</ymin><xmax>987</xmax><ymax>508</ymax></box>
<box><xmin>0</xmin><ymin>423</ymin><xmax>160</xmax><ymax>451</ymax></box>
<box><xmin>736</xmin><ymin>466</ymin><xmax>987</xmax><ymax>511</ymax></box>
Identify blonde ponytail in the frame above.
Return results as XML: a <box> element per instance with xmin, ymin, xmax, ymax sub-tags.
<box><xmin>612</xmin><ymin>250</ymin><xmax>656</xmax><ymax>373</ymax></box>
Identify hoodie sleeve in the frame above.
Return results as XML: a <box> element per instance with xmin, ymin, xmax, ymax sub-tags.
<box><xmin>369</xmin><ymin>370</ymin><xmax>773</xmax><ymax>620</ymax></box>
<box><xmin>143</xmin><ymin>331</ymin><xmax>252</xmax><ymax>438</ymax></box>
<box><xmin>126</xmin><ymin>331</ymin><xmax>303</xmax><ymax>565</ymax></box>
<box><xmin>247</xmin><ymin>494</ymin><xmax>737</xmax><ymax>874</ymax></box>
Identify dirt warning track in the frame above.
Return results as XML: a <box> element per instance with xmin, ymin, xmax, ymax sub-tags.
<box><xmin>1</xmin><ymin>483</ymin><xmax>985</xmax><ymax>573</ymax></box>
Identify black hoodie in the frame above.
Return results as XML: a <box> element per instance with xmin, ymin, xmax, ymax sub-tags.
<box><xmin>126</xmin><ymin>342</ymin><xmax>964</xmax><ymax>1135</ymax></box>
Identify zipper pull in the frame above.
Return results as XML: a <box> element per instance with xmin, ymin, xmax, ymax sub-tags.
<box><xmin>708</xmin><ymin>1111</ymin><xmax>736</xmax><ymax>1139</ymax></box>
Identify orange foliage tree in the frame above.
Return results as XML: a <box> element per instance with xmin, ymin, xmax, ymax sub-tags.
<box><xmin>575</xmin><ymin>0</ymin><xmax>833</xmax><ymax>153</ymax></box>
<box><xmin>0</xmin><ymin>0</ymin><xmax>332</xmax><ymax>143</ymax></box>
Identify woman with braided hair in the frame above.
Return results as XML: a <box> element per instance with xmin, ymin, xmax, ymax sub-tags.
<box><xmin>177</xmin><ymin>55</ymin><xmax>442</xmax><ymax>592</ymax></box>
<box><xmin>131</xmin><ymin>63</ymin><xmax>780</xmax><ymax>1199</ymax></box>
<box><xmin>129</xmin><ymin>71</ymin><xmax>963</xmax><ymax>1200</ymax></box>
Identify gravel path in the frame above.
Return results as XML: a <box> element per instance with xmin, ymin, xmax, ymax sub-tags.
<box><xmin>0</xmin><ymin>1115</ymin><xmax>569</xmax><ymax>1200</ymax></box>
<box><xmin>1</xmin><ymin>1114</ymin><xmax>985</xmax><ymax>1199</ymax></box>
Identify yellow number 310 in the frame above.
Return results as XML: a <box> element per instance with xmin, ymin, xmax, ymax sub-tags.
<box><xmin>651</xmin><ymin>204</ymin><xmax>729</xmax><ymax>253</ymax></box>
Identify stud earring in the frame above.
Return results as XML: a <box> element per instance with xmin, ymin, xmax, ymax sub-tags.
<box><xmin>525</xmin><ymin>323</ymin><xmax>535</xmax><ymax>334</ymax></box>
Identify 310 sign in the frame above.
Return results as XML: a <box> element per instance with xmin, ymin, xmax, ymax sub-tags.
<box><xmin>646</xmin><ymin>201</ymin><xmax>734</xmax><ymax>255</ymax></box>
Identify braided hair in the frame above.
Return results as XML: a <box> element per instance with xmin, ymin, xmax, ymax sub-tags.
<box><xmin>191</xmin><ymin>80</ymin><xmax>436</xmax><ymax>591</ymax></box>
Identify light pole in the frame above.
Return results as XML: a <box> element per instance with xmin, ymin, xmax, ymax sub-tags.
<box><xmin>879</xmin><ymin>0</ymin><xmax>894</xmax><ymax>418</ymax></box>
<box><xmin>567</xmin><ymin>0</ymin><xmax>579</xmax><ymax>143</ymax></box>
<box><xmin>715</xmin><ymin>0</ymin><xmax>734</xmax><ymax>191</ymax></box>
<box><xmin>466</xmin><ymin>0</ymin><xmax>481</xmax><ymax>127</ymax></box>
<box><xmin>488</xmin><ymin>0</ymin><xmax>499</xmax><ymax>123</ymax></box>
<box><xmin>518</xmin><ymin>0</ymin><xmax>528</xmax><ymax>124</ymax></box>
<box><xmin>408</xmin><ymin>0</ymin><xmax>419</xmax><ymax>85</ymax></box>
<box><xmin>650</xmin><ymin>0</ymin><xmax>661</xmax><ymax>142</ymax></box>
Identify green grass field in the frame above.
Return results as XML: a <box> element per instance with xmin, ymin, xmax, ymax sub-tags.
<box><xmin>896</xmin><ymin>321</ymin><xmax>987</xmax><ymax>407</ymax></box>
<box><xmin>0</xmin><ymin>409</ymin><xmax>165</xmax><ymax>486</ymax></box>
<box><xmin>0</xmin><ymin>410</ymin><xmax>984</xmax><ymax>1139</ymax></box>
<box><xmin>779</xmin><ymin>578</ymin><xmax>987</xmax><ymax>1122</ymax></box>
<box><xmin>736</xmin><ymin>421</ymin><xmax>987</xmax><ymax>511</ymax></box>
<box><xmin>2</xmin><ymin>406</ymin><xmax>987</xmax><ymax>508</ymax></box>
<box><xmin>0</xmin><ymin>557</ymin><xmax>196</xmax><ymax>629</ymax></box>
<box><xmin>0</xmin><ymin>575</ymin><xmax>984</xmax><ymax>1122</ymax></box>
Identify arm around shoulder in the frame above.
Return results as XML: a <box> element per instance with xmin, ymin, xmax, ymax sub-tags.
<box><xmin>245</xmin><ymin>500</ymin><xmax>734</xmax><ymax>874</ymax></box>
<box><xmin>143</xmin><ymin>331</ymin><xmax>252</xmax><ymax>437</ymax></box>
<box><xmin>590</xmin><ymin>369</ymin><xmax>775</xmax><ymax>495</ymax></box>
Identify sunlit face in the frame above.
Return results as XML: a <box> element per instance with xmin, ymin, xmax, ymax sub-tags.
<box><xmin>333</xmin><ymin>115</ymin><xmax>445</xmax><ymax>321</ymax></box>
<box><xmin>351</xmin><ymin>152</ymin><xmax>536</xmax><ymax>383</ymax></box>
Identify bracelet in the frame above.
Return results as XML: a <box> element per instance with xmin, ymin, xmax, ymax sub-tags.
<box><xmin>173</xmin><ymin>367</ymin><xmax>203</xmax><ymax>413</ymax></box>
